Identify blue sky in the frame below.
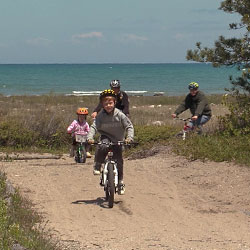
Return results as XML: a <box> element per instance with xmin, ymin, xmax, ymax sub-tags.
<box><xmin>0</xmin><ymin>0</ymin><xmax>241</xmax><ymax>63</ymax></box>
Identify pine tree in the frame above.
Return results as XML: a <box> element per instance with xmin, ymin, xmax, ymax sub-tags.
<box><xmin>186</xmin><ymin>0</ymin><xmax>250</xmax><ymax>135</ymax></box>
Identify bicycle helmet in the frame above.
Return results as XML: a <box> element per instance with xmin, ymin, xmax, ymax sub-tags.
<box><xmin>99</xmin><ymin>89</ymin><xmax>117</xmax><ymax>100</ymax></box>
<box><xmin>188</xmin><ymin>82</ymin><xmax>199</xmax><ymax>90</ymax></box>
<box><xmin>76</xmin><ymin>107</ymin><xmax>88</xmax><ymax>115</ymax></box>
<box><xmin>110</xmin><ymin>80</ymin><xmax>121</xmax><ymax>88</ymax></box>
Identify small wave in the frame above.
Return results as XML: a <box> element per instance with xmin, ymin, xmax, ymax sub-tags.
<box><xmin>125</xmin><ymin>91</ymin><xmax>148</xmax><ymax>94</ymax></box>
<box><xmin>73</xmin><ymin>91</ymin><xmax>102</xmax><ymax>94</ymax></box>
<box><xmin>66</xmin><ymin>91</ymin><xmax>102</xmax><ymax>96</ymax></box>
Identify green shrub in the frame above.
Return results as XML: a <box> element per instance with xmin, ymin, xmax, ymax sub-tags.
<box><xmin>172</xmin><ymin>133</ymin><xmax>250</xmax><ymax>166</ymax></box>
<box><xmin>219</xmin><ymin>93</ymin><xmax>250</xmax><ymax>136</ymax></box>
<box><xmin>0</xmin><ymin>121</ymin><xmax>37</xmax><ymax>148</ymax></box>
<box><xmin>134</xmin><ymin>125</ymin><xmax>176</xmax><ymax>144</ymax></box>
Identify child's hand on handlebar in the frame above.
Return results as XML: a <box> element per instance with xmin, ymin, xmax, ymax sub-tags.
<box><xmin>87</xmin><ymin>139</ymin><xmax>95</xmax><ymax>144</ymax></box>
<box><xmin>172</xmin><ymin>113</ymin><xmax>177</xmax><ymax>118</ymax></box>
<box><xmin>124</xmin><ymin>138</ymin><xmax>132</xmax><ymax>144</ymax></box>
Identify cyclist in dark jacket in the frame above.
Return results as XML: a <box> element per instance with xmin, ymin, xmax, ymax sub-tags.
<box><xmin>172</xmin><ymin>82</ymin><xmax>211</xmax><ymax>131</ymax></box>
<box><xmin>91</xmin><ymin>80</ymin><xmax>129</xmax><ymax>119</ymax></box>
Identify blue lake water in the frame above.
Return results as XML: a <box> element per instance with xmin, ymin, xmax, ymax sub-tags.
<box><xmin>0</xmin><ymin>64</ymin><xmax>239</xmax><ymax>96</ymax></box>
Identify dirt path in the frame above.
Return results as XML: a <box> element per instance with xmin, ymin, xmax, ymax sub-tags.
<box><xmin>1</xmin><ymin>150</ymin><xmax>250</xmax><ymax>250</ymax></box>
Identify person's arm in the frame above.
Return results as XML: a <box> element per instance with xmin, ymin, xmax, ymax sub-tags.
<box><xmin>174</xmin><ymin>95</ymin><xmax>189</xmax><ymax>116</ymax></box>
<box><xmin>121</xmin><ymin>113</ymin><xmax>134</xmax><ymax>141</ymax></box>
<box><xmin>67</xmin><ymin>120</ymin><xmax>76</xmax><ymax>134</ymax></box>
<box><xmin>87</xmin><ymin>119</ymin><xmax>97</xmax><ymax>141</ymax></box>
<box><xmin>122</xmin><ymin>91</ymin><xmax>130</xmax><ymax>115</ymax></box>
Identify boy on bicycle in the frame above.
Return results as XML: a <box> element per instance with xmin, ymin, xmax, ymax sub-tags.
<box><xmin>87</xmin><ymin>89</ymin><xmax>134</xmax><ymax>195</ymax></box>
<box><xmin>67</xmin><ymin>107</ymin><xmax>91</xmax><ymax>158</ymax></box>
<box><xmin>172</xmin><ymin>82</ymin><xmax>212</xmax><ymax>132</ymax></box>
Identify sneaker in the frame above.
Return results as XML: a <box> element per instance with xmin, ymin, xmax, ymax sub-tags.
<box><xmin>118</xmin><ymin>182</ymin><xmax>125</xmax><ymax>195</ymax></box>
<box><xmin>86</xmin><ymin>152</ymin><xmax>92</xmax><ymax>158</ymax></box>
<box><xmin>93</xmin><ymin>169</ymin><xmax>100</xmax><ymax>175</ymax></box>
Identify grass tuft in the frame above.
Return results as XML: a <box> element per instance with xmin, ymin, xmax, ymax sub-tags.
<box><xmin>0</xmin><ymin>172</ymin><xmax>59</xmax><ymax>249</ymax></box>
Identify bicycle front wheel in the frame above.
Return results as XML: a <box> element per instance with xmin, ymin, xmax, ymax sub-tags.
<box><xmin>106</xmin><ymin>163</ymin><xmax>115</xmax><ymax>208</ymax></box>
<box><xmin>79</xmin><ymin>146</ymin><xmax>87</xmax><ymax>163</ymax></box>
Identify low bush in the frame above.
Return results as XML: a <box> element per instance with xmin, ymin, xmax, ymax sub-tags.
<box><xmin>172</xmin><ymin>133</ymin><xmax>250</xmax><ymax>166</ymax></box>
<box><xmin>134</xmin><ymin>125</ymin><xmax>176</xmax><ymax>144</ymax></box>
<box><xmin>0</xmin><ymin>121</ymin><xmax>37</xmax><ymax>148</ymax></box>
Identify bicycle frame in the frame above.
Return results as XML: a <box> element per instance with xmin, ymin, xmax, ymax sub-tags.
<box><xmin>102</xmin><ymin>151</ymin><xmax>119</xmax><ymax>191</ymax></box>
<box><xmin>99</xmin><ymin>141</ymin><xmax>122</xmax><ymax>191</ymax></box>
<box><xmin>75</xmin><ymin>134</ymin><xmax>87</xmax><ymax>163</ymax></box>
<box><xmin>92</xmin><ymin>140</ymin><xmax>137</xmax><ymax>208</ymax></box>
<box><xmin>175</xmin><ymin>117</ymin><xmax>194</xmax><ymax>140</ymax></box>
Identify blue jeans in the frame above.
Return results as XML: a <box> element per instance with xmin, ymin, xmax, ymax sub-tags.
<box><xmin>187</xmin><ymin>115</ymin><xmax>211</xmax><ymax>131</ymax></box>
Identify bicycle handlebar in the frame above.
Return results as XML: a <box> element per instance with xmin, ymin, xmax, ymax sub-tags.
<box><xmin>174</xmin><ymin>117</ymin><xmax>192</xmax><ymax>122</ymax></box>
<box><xmin>90</xmin><ymin>141</ymin><xmax>138</xmax><ymax>146</ymax></box>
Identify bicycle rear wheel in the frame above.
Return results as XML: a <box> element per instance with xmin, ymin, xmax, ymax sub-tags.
<box><xmin>106</xmin><ymin>163</ymin><xmax>115</xmax><ymax>208</ymax></box>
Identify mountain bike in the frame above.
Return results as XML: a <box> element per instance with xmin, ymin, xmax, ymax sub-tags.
<box><xmin>74</xmin><ymin>134</ymin><xmax>88</xmax><ymax>163</ymax></box>
<box><xmin>174</xmin><ymin>117</ymin><xmax>198</xmax><ymax>140</ymax></box>
<box><xmin>92</xmin><ymin>141</ymin><xmax>136</xmax><ymax>208</ymax></box>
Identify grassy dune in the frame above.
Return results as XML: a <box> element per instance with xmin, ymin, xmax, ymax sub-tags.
<box><xmin>0</xmin><ymin>93</ymin><xmax>248</xmax><ymax>166</ymax></box>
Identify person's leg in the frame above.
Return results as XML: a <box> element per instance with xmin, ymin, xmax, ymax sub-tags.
<box><xmin>113</xmin><ymin>145</ymin><xmax>125</xmax><ymax>194</ymax></box>
<box><xmin>196</xmin><ymin>115</ymin><xmax>211</xmax><ymax>133</ymax></box>
<box><xmin>187</xmin><ymin>115</ymin><xmax>211</xmax><ymax>132</ymax></box>
<box><xmin>113</xmin><ymin>145</ymin><xmax>123</xmax><ymax>181</ymax></box>
<box><xmin>93</xmin><ymin>137</ymin><xmax>109</xmax><ymax>175</ymax></box>
<box><xmin>85</xmin><ymin>143</ymin><xmax>92</xmax><ymax>158</ymax></box>
<box><xmin>70</xmin><ymin>138</ymin><xmax>77</xmax><ymax>157</ymax></box>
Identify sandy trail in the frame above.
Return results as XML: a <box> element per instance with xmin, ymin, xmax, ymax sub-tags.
<box><xmin>1</xmin><ymin>150</ymin><xmax>250</xmax><ymax>250</ymax></box>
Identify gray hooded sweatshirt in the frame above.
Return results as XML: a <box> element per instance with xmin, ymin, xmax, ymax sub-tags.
<box><xmin>87</xmin><ymin>108</ymin><xmax>134</xmax><ymax>142</ymax></box>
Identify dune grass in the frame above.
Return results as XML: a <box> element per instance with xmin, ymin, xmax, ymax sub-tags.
<box><xmin>0</xmin><ymin>94</ymin><xmax>246</xmax><ymax>165</ymax></box>
<box><xmin>0</xmin><ymin>172</ymin><xmax>59</xmax><ymax>250</ymax></box>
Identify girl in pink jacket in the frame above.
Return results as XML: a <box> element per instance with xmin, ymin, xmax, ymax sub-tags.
<box><xmin>67</xmin><ymin>107</ymin><xmax>91</xmax><ymax>158</ymax></box>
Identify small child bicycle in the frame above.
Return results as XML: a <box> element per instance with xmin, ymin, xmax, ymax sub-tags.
<box><xmin>92</xmin><ymin>140</ymin><xmax>136</xmax><ymax>208</ymax></box>
<box><xmin>74</xmin><ymin>134</ymin><xmax>88</xmax><ymax>163</ymax></box>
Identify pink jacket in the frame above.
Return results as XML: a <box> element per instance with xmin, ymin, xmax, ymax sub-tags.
<box><xmin>67</xmin><ymin>120</ymin><xmax>90</xmax><ymax>136</ymax></box>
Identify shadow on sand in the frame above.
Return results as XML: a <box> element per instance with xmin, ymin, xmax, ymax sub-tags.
<box><xmin>72</xmin><ymin>197</ymin><xmax>122</xmax><ymax>209</ymax></box>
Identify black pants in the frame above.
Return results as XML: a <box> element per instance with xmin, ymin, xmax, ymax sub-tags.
<box><xmin>94</xmin><ymin>137</ymin><xmax>124</xmax><ymax>181</ymax></box>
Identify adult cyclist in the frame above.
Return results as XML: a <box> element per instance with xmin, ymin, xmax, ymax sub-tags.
<box><xmin>91</xmin><ymin>80</ymin><xmax>130</xmax><ymax>119</ymax></box>
<box><xmin>172</xmin><ymin>82</ymin><xmax>212</xmax><ymax>132</ymax></box>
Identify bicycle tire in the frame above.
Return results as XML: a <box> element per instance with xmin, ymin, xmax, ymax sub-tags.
<box><xmin>79</xmin><ymin>146</ymin><xmax>87</xmax><ymax>163</ymax></box>
<box><xmin>75</xmin><ymin>150</ymin><xmax>80</xmax><ymax>163</ymax></box>
<box><xmin>106</xmin><ymin>163</ymin><xmax>115</xmax><ymax>208</ymax></box>
<box><xmin>175</xmin><ymin>131</ymin><xmax>184</xmax><ymax>138</ymax></box>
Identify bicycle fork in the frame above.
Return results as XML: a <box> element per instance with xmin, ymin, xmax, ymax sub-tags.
<box><xmin>101</xmin><ymin>161</ymin><xmax>118</xmax><ymax>188</ymax></box>
<box><xmin>100</xmin><ymin>161</ymin><xmax>118</xmax><ymax>188</ymax></box>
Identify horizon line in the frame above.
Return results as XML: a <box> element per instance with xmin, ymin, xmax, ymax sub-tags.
<box><xmin>0</xmin><ymin>62</ymin><xmax>207</xmax><ymax>65</ymax></box>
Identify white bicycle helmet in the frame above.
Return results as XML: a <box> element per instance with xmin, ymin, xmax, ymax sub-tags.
<box><xmin>110</xmin><ymin>80</ymin><xmax>121</xmax><ymax>88</ymax></box>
